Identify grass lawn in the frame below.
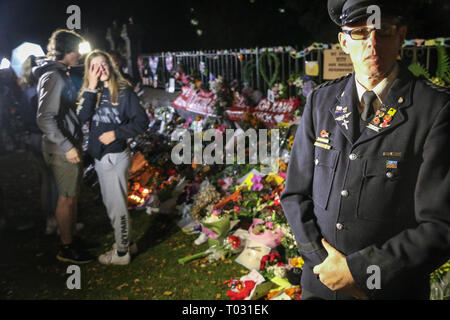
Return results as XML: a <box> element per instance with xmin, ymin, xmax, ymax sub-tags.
<box><xmin>0</xmin><ymin>151</ymin><xmax>247</xmax><ymax>300</ymax></box>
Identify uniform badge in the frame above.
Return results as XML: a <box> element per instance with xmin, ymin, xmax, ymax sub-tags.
<box><xmin>383</xmin><ymin>152</ymin><xmax>402</xmax><ymax>157</ymax></box>
<box><xmin>386</xmin><ymin>160</ymin><xmax>398</xmax><ymax>169</ymax></box>
<box><xmin>335</xmin><ymin>106</ymin><xmax>348</xmax><ymax>115</ymax></box>
<box><xmin>367</xmin><ymin>105</ymin><xmax>398</xmax><ymax>132</ymax></box>
<box><xmin>335</xmin><ymin>111</ymin><xmax>352</xmax><ymax>131</ymax></box>
<box><xmin>314</xmin><ymin>141</ymin><xmax>332</xmax><ymax>150</ymax></box>
<box><xmin>315</xmin><ymin>130</ymin><xmax>332</xmax><ymax>150</ymax></box>
<box><xmin>387</xmin><ymin>108</ymin><xmax>397</xmax><ymax>116</ymax></box>
<box><xmin>321</xmin><ymin>130</ymin><xmax>330</xmax><ymax>138</ymax></box>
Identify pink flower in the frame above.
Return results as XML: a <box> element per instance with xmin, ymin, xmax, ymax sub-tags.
<box><xmin>251</xmin><ymin>175</ymin><xmax>263</xmax><ymax>192</ymax></box>
<box><xmin>234</xmin><ymin>206</ymin><xmax>240</xmax><ymax>214</ymax></box>
<box><xmin>278</xmin><ymin>171</ymin><xmax>287</xmax><ymax>179</ymax></box>
<box><xmin>212</xmin><ymin>209</ymin><xmax>221</xmax><ymax>216</ymax></box>
<box><xmin>265</xmin><ymin>221</ymin><xmax>275</xmax><ymax>229</ymax></box>
<box><xmin>221</xmin><ymin>177</ymin><xmax>234</xmax><ymax>192</ymax></box>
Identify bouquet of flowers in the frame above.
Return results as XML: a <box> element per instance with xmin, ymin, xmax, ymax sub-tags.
<box><xmin>280</xmin><ymin>223</ymin><xmax>299</xmax><ymax>259</ymax></box>
<box><xmin>259</xmin><ymin>253</ymin><xmax>286</xmax><ymax>280</ymax></box>
<box><xmin>178</xmin><ymin>235</ymin><xmax>244</xmax><ymax>265</ymax></box>
<box><xmin>249</xmin><ymin>215</ymin><xmax>283</xmax><ymax>249</ymax></box>
<box><xmin>223</xmin><ymin>279</ymin><xmax>256</xmax><ymax>300</ymax></box>
<box><xmin>201</xmin><ymin>209</ymin><xmax>231</xmax><ymax>246</ymax></box>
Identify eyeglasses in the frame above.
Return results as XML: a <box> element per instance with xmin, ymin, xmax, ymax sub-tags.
<box><xmin>342</xmin><ymin>24</ymin><xmax>398</xmax><ymax>40</ymax></box>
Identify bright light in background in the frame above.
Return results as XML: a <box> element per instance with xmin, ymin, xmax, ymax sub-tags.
<box><xmin>0</xmin><ymin>58</ymin><xmax>11</xmax><ymax>70</ymax></box>
<box><xmin>13</xmin><ymin>42</ymin><xmax>45</xmax><ymax>64</ymax></box>
<box><xmin>79</xmin><ymin>41</ymin><xmax>92</xmax><ymax>55</ymax></box>
<box><xmin>11</xmin><ymin>42</ymin><xmax>45</xmax><ymax>76</ymax></box>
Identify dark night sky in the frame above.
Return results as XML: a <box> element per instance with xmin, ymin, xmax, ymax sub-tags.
<box><xmin>1</xmin><ymin>0</ymin><xmax>449</xmax><ymax>59</ymax></box>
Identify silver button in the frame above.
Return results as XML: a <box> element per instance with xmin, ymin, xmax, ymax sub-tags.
<box><xmin>341</xmin><ymin>190</ymin><xmax>349</xmax><ymax>197</ymax></box>
<box><xmin>336</xmin><ymin>223</ymin><xmax>344</xmax><ymax>231</ymax></box>
<box><xmin>386</xmin><ymin>171</ymin><xmax>394</xmax><ymax>179</ymax></box>
<box><xmin>349</xmin><ymin>154</ymin><xmax>358</xmax><ymax>161</ymax></box>
<box><xmin>315</xmin><ymin>159</ymin><xmax>320</xmax><ymax>166</ymax></box>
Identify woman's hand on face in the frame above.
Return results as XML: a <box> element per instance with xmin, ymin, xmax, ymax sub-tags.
<box><xmin>88</xmin><ymin>63</ymin><xmax>102</xmax><ymax>90</ymax></box>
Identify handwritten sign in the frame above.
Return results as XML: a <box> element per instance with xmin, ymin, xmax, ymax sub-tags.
<box><xmin>252</xmin><ymin>98</ymin><xmax>300</xmax><ymax>126</ymax></box>
<box><xmin>323</xmin><ymin>49</ymin><xmax>354</xmax><ymax>80</ymax></box>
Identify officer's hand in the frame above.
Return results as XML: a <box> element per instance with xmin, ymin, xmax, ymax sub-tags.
<box><xmin>313</xmin><ymin>239</ymin><xmax>367</xmax><ymax>299</ymax></box>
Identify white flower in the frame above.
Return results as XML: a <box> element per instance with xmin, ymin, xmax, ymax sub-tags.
<box><xmin>267</xmin><ymin>265</ymin><xmax>287</xmax><ymax>279</ymax></box>
<box><xmin>294</xmin><ymin>78</ymin><xmax>303</xmax><ymax>88</ymax></box>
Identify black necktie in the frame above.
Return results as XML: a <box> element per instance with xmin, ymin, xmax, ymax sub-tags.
<box><xmin>361</xmin><ymin>91</ymin><xmax>377</xmax><ymax>121</ymax></box>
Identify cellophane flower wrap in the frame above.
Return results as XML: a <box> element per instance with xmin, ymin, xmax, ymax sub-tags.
<box><xmin>248</xmin><ymin>218</ymin><xmax>283</xmax><ymax>249</ymax></box>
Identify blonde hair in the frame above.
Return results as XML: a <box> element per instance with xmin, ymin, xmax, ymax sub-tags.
<box><xmin>21</xmin><ymin>55</ymin><xmax>37</xmax><ymax>88</ymax></box>
<box><xmin>80</xmin><ymin>50</ymin><xmax>131</xmax><ymax>105</ymax></box>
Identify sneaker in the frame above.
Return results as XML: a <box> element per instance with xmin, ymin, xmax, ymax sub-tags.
<box><xmin>98</xmin><ymin>249</ymin><xmax>130</xmax><ymax>265</ymax></box>
<box><xmin>112</xmin><ymin>242</ymin><xmax>138</xmax><ymax>256</ymax></box>
<box><xmin>56</xmin><ymin>246</ymin><xmax>94</xmax><ymax>264</ymax></box>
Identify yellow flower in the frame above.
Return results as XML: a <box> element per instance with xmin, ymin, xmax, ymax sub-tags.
<box><xmin>291</xmin><ymin>257</ymin><xmax>305</xmax><ymax>268</ymax></box>
<box><xmin>265</xmin><ymin>173</ymin><xmax>285</xmax><ymax>186</ymax></box>
<box><xmin>278</xmin><ymin>122</ymin><xmax>290</xmax><ymax>129</ymax></box>
<box><xmin>288</xmin><ymin>135</ymin><xmax>294</xmax><ymax>149</ymax></box>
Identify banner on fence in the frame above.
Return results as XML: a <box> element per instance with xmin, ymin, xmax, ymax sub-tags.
<box><xmin>172</xmin><ymin>86</ymin><xmax>216</xmax><ymax>116</ymax></box>
<box><xmin>173</xmin><ymin>87</ymin><xmax>300</xmax><ymax>126</ymax></box>
<box><xmin>323</xmin><ymin>49</ymin><xmax>354</xmax><ymax>80</ymax></box>
<box><xmin>252</xmin><ymin>98</ymin><xmax>300</xmax><ymax>126</ymax></box>
<box><xmin>226</xmin><ymin>92</ymin><xmax>250</xmax><ymax>122</ymax></box>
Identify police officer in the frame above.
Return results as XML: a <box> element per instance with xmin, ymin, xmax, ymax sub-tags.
<box><xmin>281</xmin><ymin>0</ymin><xmax>450</xmax><ymax>300</ymax></box>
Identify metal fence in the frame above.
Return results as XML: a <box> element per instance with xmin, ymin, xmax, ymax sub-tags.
<box><xmin>138</xmin><ymin>44</ymin><xmax>449</xmax><ymax>95</ymax></box>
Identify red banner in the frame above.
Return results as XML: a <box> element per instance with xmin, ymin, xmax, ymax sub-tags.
<box><xmin>172</xmin><ymin>86</ymin><xmax>216</xmax><ymax>116</ymax></box>
<box><xmin>172</xmin><ymin>86</ymin><xmax>300</xmax><ymax>126</ymax></box>
<box><xmin>252</xmin><ymin>98</ymin><xmax>300</xmax><ymax>126</ymax></box>
<box><xmin>226</xmin><ymin>92</ymin><xmax>250</xmax><ymax>121</ymax></box>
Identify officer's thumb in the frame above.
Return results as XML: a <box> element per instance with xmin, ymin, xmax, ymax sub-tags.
<box><xmin>313</xmin><ymin>264</ymin><xmax>321</xmax><ymax>275</ymax></box>
<box><xmin>321</xmin><ymin>238</ymin><xmax>335</xmax><ymax>255</ymax></box>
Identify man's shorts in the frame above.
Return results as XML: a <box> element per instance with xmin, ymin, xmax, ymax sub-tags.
<box><xmin>43</xmin><ymin>152</ymin><xmax>82</xmax><ymax>198</ymax></box>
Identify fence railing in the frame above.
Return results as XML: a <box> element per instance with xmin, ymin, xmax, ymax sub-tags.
<box><xmin>137</xmin><ymin>43</ymin><xmax>449</xmax><ymax>96</ymax></box>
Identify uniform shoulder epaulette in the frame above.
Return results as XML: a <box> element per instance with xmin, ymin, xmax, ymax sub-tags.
<box><xmin>421</xmin><ymin>77</ymin><xmax>450</xmax><ymax>94</ymax></box>
<box><xmin>315</xmin><ymin>73</ymin><xmax>352</xmax><ymax>90</ymax></box>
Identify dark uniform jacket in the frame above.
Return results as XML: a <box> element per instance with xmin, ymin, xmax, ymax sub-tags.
<box><xmin>281</xmin><ymin>65</ymin><xmax>450</xmax><ymax>300</ymax></box>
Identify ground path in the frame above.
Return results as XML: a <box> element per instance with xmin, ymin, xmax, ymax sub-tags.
<box><xmin>0</xmin><ymin>151</ymin><xmax>247</xmax><ymax>300</ymax></box>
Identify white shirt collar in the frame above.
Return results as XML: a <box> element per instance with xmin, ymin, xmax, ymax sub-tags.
<box><xmin>355</xmin><ymin>63</ymin><xmax>399</xmax><ymax>107</ymax></box>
